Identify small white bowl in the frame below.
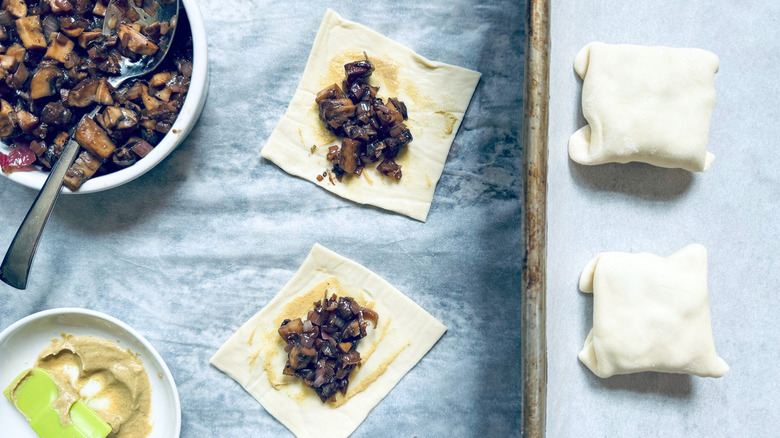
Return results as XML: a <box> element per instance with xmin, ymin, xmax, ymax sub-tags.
<box><xmin>0</xmin><ymin>0</ymin><xmax>209</xmax><ymax>194</ymax></box>
<box><xmin>0</xmin><ymin>308</ymin><xmax>181</xmax><ymax>437</ymax></box>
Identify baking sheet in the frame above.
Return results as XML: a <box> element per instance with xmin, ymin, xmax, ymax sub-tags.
<box><xmin>0</xmin><ymin>0</ymin><xmax>525</xmax><ymax>436</ymax></box>
<box><xmin>546</xmin><ymin>1</ymin><xmax>780</xmax><ymax>436</ymax></box>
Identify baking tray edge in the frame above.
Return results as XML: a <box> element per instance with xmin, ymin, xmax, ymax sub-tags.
<box><xmin>521</xmin><ymin>0</ymin><xmax>550</xmax><ymax>436</ymax></box>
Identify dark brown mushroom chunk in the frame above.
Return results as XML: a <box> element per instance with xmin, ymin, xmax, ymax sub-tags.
<box><xmin>344</xmin><ymin>55</ymin><xmax>374</xmax><ymax>82</ymax></box>
<box><xmin>73</xmin><ymin>116</ymin><xmax>116</xmax><ymax>159</ymax></box>
<box><xmin>40</xmin><ymin>101</ymin><xmax>73</xmax><ymax>125</ymax></box>
<box><xmin>15</xmin><ymin>16</ymin><xmax>47</xmax><ymax>50</ymax></box>
<box><xmin>14</xmin><ymin>110</ymin><xmax>38</xmax><ymax>132</ymax></box>
<box><xmin>67</xmin><ymin>77</ymin><xmax>113</xmax><ymax>107</ymax></box>
<box><xmin>110</xmin><ymin>146</ymin><xmax>136</xmax><ymax>168</ymax></box>
<box><xmin>0</xmin><ymin>98</ymin><xmax>15</xmax><ymax>137</ymax></box>
<box><xmin>6</xmin><ymin>62</ymin><xmax>28</xmax><ymax>89</ymax></box>
<box><xmin>49</xmin><ymin>0</ymin><xmax>74</xmax><ymax>14</ymax></box>
<box><xmin>64</xmin><ymin>150</ymin><xmax>101</xmax><ymax>191</ymax></box>
<box><xmin>315</xmin><ymin>83</ymin><xmax>344</xmax><ymax>104</ymax></box>
<box><xmin>30</xmin><ymin>65</ymin><xmax>63</xmax><ymax>99</ymax></box>
<box><xmin>117</xmin><ymin>24</ymin><xmax>158</xmax><ymax>55</ymax></box>
<box><xmin>77</xmin><ymin>30</ymin><xmax>101</xmax><ymax>49</ymax></box>
<box><xmin>44</xmin><ymin>32</ymin><xmax>75</xmax><ymax>63</ymax></box>
<box><xmin>58</xmin><ymin>16</ymin><xmax>89</xmax><ymax>37</ymax></box>
<box><xmin>377</xmin><ymin>158</ymin><xmax>402</xmax><ymax>180</ymax></box>
<box><xmin>338</xmin><ymin>138</ymin><xmax>361</xmax><ymax>174</ymax></box>
<box><xmin>96</xmin><ymin>105</ymin><xmax>137</xmax><ymax>131</ymax></box>
<box><xmin>125</xmin><ymin>136</ymin><xmax>152</xmax><ymax>157</ymax></box>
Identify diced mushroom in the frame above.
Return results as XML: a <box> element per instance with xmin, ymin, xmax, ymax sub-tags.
<box><xmin>154</xmin><ymin>86</ymin><xmax>171</xmax><ymax>101</ymax></box>
<box><xmin>29</xmin><ymin>139</ymin><xmax>46</xmax><ymax>156</ymax></box>
<box><xmin>48</xmin><ymin>0</ymin><xmax>73</xmax><ymax>14</ymax></box>
<box><xmin>338</xmin><ymin>138</ymin><xmax>361</xmax><ymax>174</ymax></box>
<box><xmin>15</xmin><ymin>16</ymin><xmax>47</xmax><ymax>50</ymax></box>
<box><xmin>315</xmin><ymin>83</ymin><xmax>344</xmax><ymax>104</ymax></box>
<box><xmin>92</xmin><ymin>1</ymin><xmax>106</xmax><ymax>16</ymax></box>
<box><xmin>139</xmin><ymin>84</ymin><xmax>162</xmax><ymax>110</ymax></box>
<box><xmin>41</xmin><ymin>14</ymin><xmax>60</xmax><ymax>40</ymax></box>
<box><xmin>5</xmin><ymin>63</ymin><xmax>25</xmax><ymax>90</ymax></box>
<box><xmin>77</xmin><ymin>30</ymin><xmax>100</xmax><ymax>48</ymax></box>
<box><xmin>0</xmin><ymin>98</ymin><xmax>15</xmax><ymax>136</ymax></box>
<box><xmin>110</xmin><ymin>146</ymin><xmax>135</xmax><ymax>168</ymax></box>
<box><xmin>73</xmin><ymin>116</ymin><xmax>115</xmax><ymax>159</ymax></box>
<box><xmin>125</xmin><ymin>136</ymin><xmax>152</xmax><ymax>157</ymax></box>
<box><xmin>344</xmin><ymin>55</ymin><xmax>374</xmax><ymax>82</ymax></box>
<box><xmin>2</xmin><ymin>0</ymin><xmax>26</xmax><ymax>18</ymax></box>
<box><xmin>96</xmin><ymin>105</ymin><xmax>137</xmax><ymax>131</ymax></box>
<box><xmin>40</xmin><ymin>101</ymin><xmax>73</xmax><ymax>125</ymax></box>
<box><xmin>0</xmin><ymin>26</ymin><xmax>7</xmax><ymax>41</ymax></box>
<box><xmin>67</xmin><ymin>77</ymin><xmax>113</xmax><ymax>107</ymax></box>
<box><xmin>30</xmin><ymin>65</ymin><xmax>62</xmax><ymax>99</ymax></box>
<box><xmin>5</xmin><ymin>43</ymin><xmax>25</xmax><ymax>64</ymax></box>
<box><xmin>64</xmin><ymin>150</ymin><xmax>101</xmax><ymax>191</ymax></box>
<box><xmin>117</xmin><ymin>24</ymin><xmax>158</xmax><ymax>55</ymax></box>
<box><xmin>58</xmin><ymin>16</ymin><xmax>88</xmax><ymax>37</ymax></box>
<box><xmin>148</xmin><ymin>71</ymin><xmax>171</xmax><ymax>88</ymax></box>
<box><xmin>377</xmin><ymin>158</ymin><xmax>402</xmax><ymax>180</ymax></box>
<box><xmin>13</xmin><ymin>110</ymin><xmax>38</xmax><ymax>132</ymax></box>
<box><xmin>44</xmin><ymin>32</ymin><xmax>75</xmax><ymax>63</ymax></box>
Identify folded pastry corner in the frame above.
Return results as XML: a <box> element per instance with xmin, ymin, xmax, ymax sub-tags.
<box><xmin>578</xmin><ymin>243</ymin><xmax>728</xmax><ymax>379</ymax></box>
<box><xmin>569</xmin><ymin>42</ymin><xmax>719</xmax><ymax>172</ymax></box>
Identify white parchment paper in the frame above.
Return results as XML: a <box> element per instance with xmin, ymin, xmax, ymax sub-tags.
<box><xmin>547</xmin><ymin>1</ymin><xmax>780</xmax><ymax>436</ymax></box>
<box><xmin>0</xmin><ymin>1</ymin><xmax>524</xmax><ymax>436</ymax></box>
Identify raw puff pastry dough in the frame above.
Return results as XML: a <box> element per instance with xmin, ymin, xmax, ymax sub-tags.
<box><xmin>260</xmin><ymin>9</ymin><xmax>481</xmax><ymax>221</ymax></box>
<box><xmin>569</xmin><ymin>42</ymin><xmax>718</xmax><ymax>172</ymax></box>
<box><xmin>578</xmin><ymin>244</ymin><xmax>728</xmax><ymax>378</ymax></box>
<box><xmin>210</xmin><ymin>244</ymin><xmax>447</xmax><ymax>438</ymax></box>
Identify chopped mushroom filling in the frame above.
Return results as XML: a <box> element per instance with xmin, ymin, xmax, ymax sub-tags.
<box><xmin>315</xmin><ymin>54</ymin><xmax>412</xmax><ymax>181</ymax></box>
<box><xmin>278</xmin><ymin>294</ymin><xmax>379</xmax><ymax>402</ymax></box>
<box><xmin>0</xmin><ymin>0</ymin><xmax>193</xmax><ymax>191</ymax></box>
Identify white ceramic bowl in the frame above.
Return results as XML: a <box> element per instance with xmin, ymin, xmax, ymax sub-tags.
<box><xmin>0</xmin><ymin>308</ymin><xmax>181</xmax><ymax>437</ymax></box>
<box><xmin>0</xmin><ymin>0</ymin><xmax>209</xmax><ymax>194</ymax></box>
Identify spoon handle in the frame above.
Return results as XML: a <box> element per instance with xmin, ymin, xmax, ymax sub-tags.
<box><xmin>0</xmin><ymin>139</ymin><xmax>81</xmax><ymax>290</ymax></box>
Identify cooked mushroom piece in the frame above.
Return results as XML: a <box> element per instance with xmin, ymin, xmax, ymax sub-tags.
<box><xmin>30</xmin><ymin>66</ymin><xmax>63</xmax><ymax>99</ymax></box>
<box><xmin>97</xmin><ymin>105</ymin><xmax>137</xmax><ymax>131</ymax></box>
<box><xmin>2</xmin><ymin>0</ymin><xmax>26</xmax><ymax>18</ymax></box>
<box><xmin>49</xmin><ymin>0</ymin><xmax>74</xmax><ymax>14</ymax></box>
<box><xmin>338</xmin><ymin>138</ymin><xmax>361</xmax><ymax>174</ymax></box>
<box><xmin>77</xmin><ymin>30</ymin><xmax>101</xmax><ymax>49</ymax></box>
<box><xmin>0</xmin><ymin>98</ymin><xmax>15</xmax><ymax>137</ymax></box>
<box><xmin>315</xmin><ymin>83</ymin><xmax>344</xmax><ymax>104</ymax></box>
<box><xmin>5</xmin><ymin>43</ymin><xmax>25</xmax><ymax>65</ymax></box>
<box><xmin>40</xmin><ymin>101</ymin><xmax>73</xmax><ymax>125</ymax></box>
<box><xmin>117</xmin><ymin>24</ymin><xmax>158</xmax><ymax>55</ymax></box>
<box><xmin>125</xmin><ymin>136</ymin><xmax>153</xmax><ymax>157</ymax></box>
<box><xmin>111</xmin><ymin>146</ymin><xmax>136</xmax><ymax>168</ymax></box>
<box><xmin>377</xmin><ymin>158</ymin><xmax>402</xmax><ymax>180</ymax></box>
<box><xmin>73</xmin><ymin>116</ymin><xmax>116</xmax><ymax>159</ymax></box>
<box><xmin>58</xmin><ymin>16</ymin><xmax>89</xmax><ymax>37</ymax></box>
<box><xmin>344</xmin><ymin>56</ymin><xmax>374</xmax><ymax>82</ymax></box>
<box><xmin>14</xmin><ymin>110</ymin><xmax>38</xmax><ymax>132</ymax></box>
<box><xmin>64</xmin><ymin>150</ymin><xmax>101</xmax><ymax>191</ymax></box>
<box><xmin>66</xmin><ymin>77</ymin><xmax>98</xmax><ymax>106</ymax></box>
<box><xmin>6</xmin><ymin>62</ymin><xmax>28</xmax><ymax>89</ymax></box>
<box><xmin>15</xmin><ymin>16</ymin><xmax>47</xmax><ymax>50</ymax></box>
<box><xmin>44</xmin><ymin>32</ymin><xmax>75</xmax><ymax>63</ymax></box>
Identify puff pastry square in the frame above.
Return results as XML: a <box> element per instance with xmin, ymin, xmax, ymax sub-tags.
<box><xmin>261</xmin><ymin>9</ymin><xmax>481</xmax><ymax>221</ymax></box>
<box><xmin>569</xmin><ymin>42</ymin><xmax>718</xmax><ymax>172</ymax></box>
<box><xmin>210</xmin><ymin>244</ymin><xmax>447</xmax><ymax>438</ymax></box>
<box><xmin>578</xmin><ymin>244</ymin><xmax>728</xmax><ymax>378</ymax></box>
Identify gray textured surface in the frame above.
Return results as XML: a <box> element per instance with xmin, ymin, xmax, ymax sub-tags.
<box><xmin>0</xmin><ymin>1</ymin><xmax>524</xmax><ymax>436</ymax></box>
<box><xmin>547</xmin><ymin>1</ymin><xmax>780</xmax><ymax>436</ymax></box>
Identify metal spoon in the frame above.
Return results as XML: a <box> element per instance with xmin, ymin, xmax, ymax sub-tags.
<box><xmin>0</xmin><ymin>0</ymin><xmax>181</xmax><ymax>290</ymax></box>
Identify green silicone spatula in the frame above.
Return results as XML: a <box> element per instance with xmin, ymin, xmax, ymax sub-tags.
<box><xmin>4</xmin><ymin>368</ymin><xmax>112</xmax><ymax>438</ymax></box>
